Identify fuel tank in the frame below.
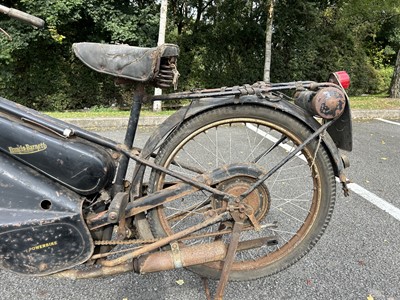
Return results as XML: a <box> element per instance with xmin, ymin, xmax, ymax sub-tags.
<box><xmin>0</xmin><ymin>151</ymin><xmax>94</xmax><ymax>275</ymax></box>
<box><xmin>0</xmin><ymin>113</ymin><xmax>116</xmax><ymax>195</ymax></box>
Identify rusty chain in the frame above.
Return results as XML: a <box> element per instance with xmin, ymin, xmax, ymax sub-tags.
<box><xmin>94</xmin><ymin>238</ymin><xmax>160</xmax><ymax>246</ymax></box>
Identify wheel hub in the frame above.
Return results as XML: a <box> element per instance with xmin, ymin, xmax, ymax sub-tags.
<box><xmin>212</xmin><ymin>175</ymin><xmax>270</xmax><ymax>223</ymax></box>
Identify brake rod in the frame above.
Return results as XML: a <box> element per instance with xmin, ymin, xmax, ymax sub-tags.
<box><xmin>240</xmin><ymin>119</ymin><xmax>334</xmax><ymax>201</ymax></box>
<box><xmin>252</xmin><ymin>134</ymin><xmax>287</xmax><ymax>163</ymax></box>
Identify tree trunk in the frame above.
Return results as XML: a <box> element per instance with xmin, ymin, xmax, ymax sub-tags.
<box><xmin>390</xmin><ymin>49</ymin><xmax>400</xmax><ymax>98</ymax></box>
<box><xmin>263</xmin><ymin>0</ymin><xmax>274</xmax><ymax>83</ymax></box>
<box><xmin>153</xmin><ymin>0</ymin><xmax>168</xmax><ymax>112</ymax></box>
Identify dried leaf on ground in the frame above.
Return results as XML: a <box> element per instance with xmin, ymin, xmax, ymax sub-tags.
<box><xmin>176</xmin><ymin>279</ymin><xmax>185</xmax><ymax>286</ymax></box>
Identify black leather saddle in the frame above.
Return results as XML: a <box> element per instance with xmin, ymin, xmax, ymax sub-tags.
<box><xmin>73</xmin><ymin>43</ymin><xmax>179</xmax><ymax>88</ymax></box>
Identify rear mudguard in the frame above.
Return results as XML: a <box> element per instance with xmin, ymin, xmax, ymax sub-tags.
<box><xmin>131</xmin><ymin>95</ymin><xmax>351</xmax><ymax>196</ymax></box>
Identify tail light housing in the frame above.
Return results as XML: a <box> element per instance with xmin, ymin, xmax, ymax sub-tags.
<box><xmin>329</xmin><ymin>71</ymin><xmax>350</xmax><ymax>89</ymax></box>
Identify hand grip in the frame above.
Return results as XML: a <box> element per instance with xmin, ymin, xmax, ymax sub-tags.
<box><xmin>0</xmin><ymin>5</ymin><xmax>45</xmax><ymax>28</ymax></box>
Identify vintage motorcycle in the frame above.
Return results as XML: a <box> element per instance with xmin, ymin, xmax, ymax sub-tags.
<box><xmin>0</xmin><ymin>6</ymin><xmax>352</xmax><ymax>299</ymax></box>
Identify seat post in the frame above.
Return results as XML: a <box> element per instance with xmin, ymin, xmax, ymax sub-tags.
<box><xmin>113</xmin><ymin>83</ymin><xmax>145</xmax><ymax>195</ymax></box>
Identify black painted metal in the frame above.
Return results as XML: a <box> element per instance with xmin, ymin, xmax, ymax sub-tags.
<box><xmin>0</xmin><ymin>152</ymin><xmax>93</xmax><ymax>275</ymax></box>
<box><xmin>113</xmin><ymin>84</ymin><xmax>144</xmax><ymax>194</ymax></box>
<box><xmin>0</xmin><ymin>114</ymin><xmax>116</xmax><ymax>195</ymax></box>
<box><xmin>0</xmin><ymin>97</ymin><xmax>121</xmax><ymax>150</ymax></box>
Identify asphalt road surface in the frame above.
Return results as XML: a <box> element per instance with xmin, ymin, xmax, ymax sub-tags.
<box><xmin>0</xmin><ymin>118</ymin><xmax>399</xmax><ymax>300</ymax></box>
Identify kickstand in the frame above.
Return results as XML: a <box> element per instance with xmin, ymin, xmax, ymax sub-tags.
<box><xmin>213</xmin><ymin>218</ymin><xmax>244</xmax><ymax>300</ymax></box>
<box><xmin>202</xmin><ymin>277</ymin><xmax>211</xmax><ymax>300</ymax></box>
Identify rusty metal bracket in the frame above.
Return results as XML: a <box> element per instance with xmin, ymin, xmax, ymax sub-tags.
<box><xmin>170</xmin><ymin>241</ymin><xmax>183</xmax><ymax>268</ymax></box>
<box><xmin>214</xmin><ymin>214</ymin><xmax>245</xmax><ymax>300</ymax></box>
<box><xmin>243</xmin><ymin>204</ymin><xmax>261</xmax><ymax>231</ymax></box>
<box><xmin>107</xmin><ymin>192</ymin><xmax>129</xmax><ymax>223</ymax></box>
<box><xmin>100</xmin><ymin>211</ymin><xmax>230</xmax><ymax>267</ymax></box>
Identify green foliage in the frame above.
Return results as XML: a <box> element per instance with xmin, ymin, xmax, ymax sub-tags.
<box><xmin>0</xmin><ymin>0</ymin><xmax>159</xmax><ymax>110</ymax></box>
<box><xmin>1</xmin><ymin>0</ymin><xmax>400</xmax><ymax>110</ymax></box>
<box><xmin>167</xmin><ymin>0</ymin><xmax>267</xmax><ymax>89</ymax></box>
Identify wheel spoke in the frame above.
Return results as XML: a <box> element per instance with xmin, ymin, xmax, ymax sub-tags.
<box><xmin>148</xmin><ymin>105</ymin><xmax>335</xmax><ymax>281</ymax></box>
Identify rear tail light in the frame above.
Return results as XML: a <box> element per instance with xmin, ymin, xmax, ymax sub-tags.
<box><xmin>329</xmin><ymin>71</ymin><xmax>350</xmax><ymax>89</ymax></box>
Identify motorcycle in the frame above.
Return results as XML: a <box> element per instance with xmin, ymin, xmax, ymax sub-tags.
<box><xmin>0</xmin><ymin>6</ymin><xmax>352</xmax><ymax>300</ymax></box>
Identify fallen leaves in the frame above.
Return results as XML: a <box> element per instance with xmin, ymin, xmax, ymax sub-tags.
<box><xmin>176</xmin><ymin>279</ymin><xmax>185</xmax><ymax>286</ymax></box>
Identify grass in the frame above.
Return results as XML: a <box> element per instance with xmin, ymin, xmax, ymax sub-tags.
<box><xmin>349</xmin><ymin>94</ymin><xmax>400</xmax><ymax>110</ymax></box>
<box><xmin>44</xmin><ymin>94</ymin><xmax>400</xmax><ymax>119</ymax></box>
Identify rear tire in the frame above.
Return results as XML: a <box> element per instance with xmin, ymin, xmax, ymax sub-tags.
<box><xmin>148</xmin><ymin>105</ymin><xmax>336</xmax><ymax>280</ymax></box>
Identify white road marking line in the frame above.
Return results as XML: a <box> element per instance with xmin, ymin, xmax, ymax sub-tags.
<box><xmin>346</xmin><ymin>182</ymin><xmax>400</xmax><ymax>221</ymax></box>
<box><xmin>247</xmin><ymin>123</ymin><xmax>400</xmax><ymax>222</ymax></box>
<box><xmin>246</xmin><ymin>124</ymin><xmax>306</xmax><ymax>161</ymax></box>
<box><xmin>376</xmin><ymin>118</ymin><xmax>400</xmax><ymax>126</ymax></box>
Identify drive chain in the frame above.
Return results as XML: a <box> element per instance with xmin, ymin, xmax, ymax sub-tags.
<box><xmin>94</xmin><ymin>238</ymin><xmax>160</xmax><ymax>246</ymax></box>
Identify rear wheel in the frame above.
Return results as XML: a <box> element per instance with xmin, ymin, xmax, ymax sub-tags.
<box><xmin>148</xmin><ymin>105</ymin><xmax>336</xmax><ymax>280</ymax></box>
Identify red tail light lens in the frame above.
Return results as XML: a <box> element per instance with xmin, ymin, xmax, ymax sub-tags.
<box><xmin>329</xmin><ymin>71</ymin><xmax>350</xmax><ymax>89</ymax></box>
<box><xmin>336</xmin><ymin>71</ymin><xmax>350</xmax><ymax>89</ymax></box>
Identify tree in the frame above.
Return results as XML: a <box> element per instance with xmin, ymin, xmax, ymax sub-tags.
<box><xmin>390</xmin><ymin>50</ymin><xmax>400</xmax><ymax>98</ymax></box>
<box><xmin>264</xmin><ymin>0</ymin><xmax>274</xmax><ymax>82</ymax></box>
<box><xmin>167</xmin><ymin>0</ymin><xmax>267</xmax><ymax>89</ymax></box>
<box><xmin>153</xmin><ymin>0</ymin><xmax>168</xmax><ymax>112</ymax></box>
<box><xmin>2</xmin><ymin>0</ymin><xmax>400</xmax><ymax>110</ymax></box>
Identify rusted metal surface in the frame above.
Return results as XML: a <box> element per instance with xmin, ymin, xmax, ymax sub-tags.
<box><xmin>214</xmin><ymin>216</ymin><xmax>245</xmax><ymax>300</ymax></box>
<box><xmin>152</xmin><ymin>81</ymin><xmax>318</xmax><ymax>101</ymax></box>
<box><xmin>134</xmin><ymin>241</ymin><xmax>226</xmax><ymax>274</ymax></box>
<box><xmin>203</xmin><ymin>277</ymin><xmax>212</xmax><ymax>300</ymax></box>
<box><xmin>294</xmin><ymin>86</ymin><xmax>346</xmax><ymax>119</ymax></box>
<box><xmin>107</xmin><ymin>192</ymin><xmax>129</xmax><ymax>223</ymax></box>
<box><xmin>54</xmin><ymin>235</ymin><xmax>278</xmax><ymax>280</ymax></box>
<box><xmin>88</xmin><ymin>163</ymin><xmax>267</xmax><ymax>230</ymax></box>
<box><xmin>52</xmin><ymin>262</ymin><xmax>134</xmax><ymax>279</ymax></box>
<box><xmin>237</xmin><ymin>236</ymin><xmax>278</xmax><ymax>251</ymax></box>
<box><xmin>179</xmin><ymin>222</ymin><xmax>277</xmax><ymax>242</ymax></box>
<box><xmin>170</xmin><ymin>241</ymin><xmax>183</xmax><ymax>268</ymax></box>
<box><xmin>100</xmin><ymin>212</ymin><xmax>229</xmax><ymax>267</ymax></box>
<box><xmin>213</xmin><ymin>176</ymin><xmax>270</xmax><ymax>229</ymax></box>
<box><xmin>314</xmin><ymin>87</ymin><xmax>346</xmax><ymax>119</ymax></box>
<box><xmin>0</xmin><ymin>8</ymin><xmax>354</xmax><ymax>290</ymax></box>
<box><xmin>87</xmin><ymin>180</ymin><xmax>201</xmax><ymax>230</ymax></box>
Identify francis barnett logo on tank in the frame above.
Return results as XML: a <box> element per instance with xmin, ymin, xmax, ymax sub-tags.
<box><xmin>8</xmin><ymin>142</ymin><xmax>47</xmax><ymax>155</ymax></box>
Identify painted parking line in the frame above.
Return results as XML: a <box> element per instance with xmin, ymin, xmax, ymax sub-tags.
<box><xmin>247</xmin><ymin>123</ymin><xmax>400</xmax><ymax>222</ymax></box>
<box><xmin>346</xmin><ymin>182</ymin><xmax>400</xmax><ymax>221</ymax></box>
<box><xmin>376</xmin><ymin>118</ymin><xmax>400</xmax><ymax>126</ymax></box>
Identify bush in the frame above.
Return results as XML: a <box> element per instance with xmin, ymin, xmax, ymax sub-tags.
<box><xmin>376</xmin><ymin>66</ymin><xmax>394</xmax><ymax>93</ymax></box>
